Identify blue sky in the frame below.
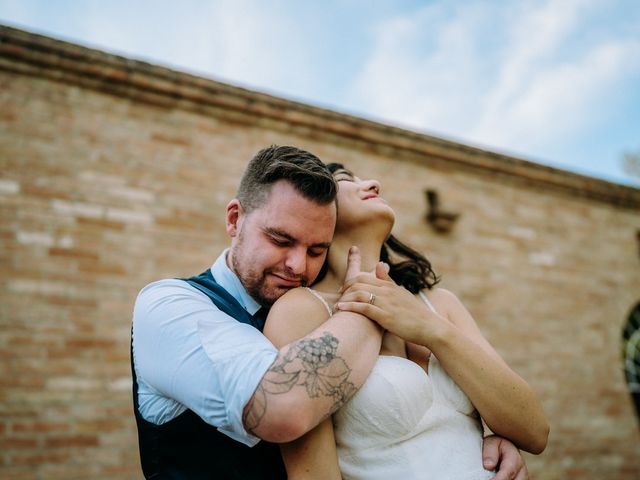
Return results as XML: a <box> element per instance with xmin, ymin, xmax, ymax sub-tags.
<box><xmin>2</xmin><ymin>0</ymin><xmax>639</xmax><ymax>186</ymax></box>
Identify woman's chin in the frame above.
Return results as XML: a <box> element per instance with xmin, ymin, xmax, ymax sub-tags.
<box><xmin>381</xmin><ymin>208</ymin><xmax>396</xmax><ymax>231</ymax></box>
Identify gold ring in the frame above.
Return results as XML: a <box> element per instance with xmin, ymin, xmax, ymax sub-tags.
<box><xmin>368</xmin><ymin>292</ymin><xmax>376</xmax><ymax>305</ymax></box>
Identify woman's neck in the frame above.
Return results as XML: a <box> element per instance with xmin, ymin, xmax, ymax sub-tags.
<box><xmin>315</xmin><ymin>232</ymin><xmax>385</xmax><ymax>293</ymax></box>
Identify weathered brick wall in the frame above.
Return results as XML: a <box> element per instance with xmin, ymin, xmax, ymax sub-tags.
<box><xmin>1</xmin><ymin>26</ymin><xmax>639</xmax><ymax>479</ymax></box>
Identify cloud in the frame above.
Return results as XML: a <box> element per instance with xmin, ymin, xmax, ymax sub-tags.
<box><xmin>348</xmin><ymin>0</ymin><xmax>640</xmax><ymax>170</ymax></box>
<box><xmin>194</xmin><ymin>0</ymin><xmax>306</xmax><ymax>89</ymax></box>
<box><xmin>473</xmin><ymin>37</ymin><xmax>640</xmax><ymax>150</ymax></box>
<box><xmin>470</xmin><ymin>0</ymin><xmax>640</xmax><ymax>151</ymax></box>
<box><xmin>347</xmin><ymin>2</ymin><xmax>492</xmax><ymax>134</ymax></box>
<box><xmin>76</xmin><ymin>0</ymin><xmax>297</xmax><ymax>85</ymax></box>
<box><xmin>0</xmin><ymin>0</ymin><xmax>313</xmax><ymax>95</ymax></box>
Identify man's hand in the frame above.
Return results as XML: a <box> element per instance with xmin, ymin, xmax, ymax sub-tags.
<box><xmin>483</xmin><ymin>435</ymin><xmax>528</xmax><ymax>480</ymax></box>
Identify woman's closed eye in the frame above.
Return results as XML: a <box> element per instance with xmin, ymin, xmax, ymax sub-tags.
<box><xmin>334</xmin><ymin>169</ymin><xmax>355</xmax><ymax>182</ymax></box>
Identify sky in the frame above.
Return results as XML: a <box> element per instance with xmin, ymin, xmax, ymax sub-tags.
<box><xmin>1</xmin><ymin>0</ymin><xmax>639</xmax><ymax>186</ymax></box>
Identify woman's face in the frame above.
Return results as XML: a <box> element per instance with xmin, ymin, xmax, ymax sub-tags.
<box><xmin>333</xmin><ymin>167</ymin><xmax>395</xmax><ymax>232</ymax></box>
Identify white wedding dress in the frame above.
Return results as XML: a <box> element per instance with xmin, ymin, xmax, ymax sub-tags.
<box><xmin>307</xmin><ymin>289</ymin><xmax>495</xmax><ymax>480</ymax></box>
<box><xmin>333</xmin><ymin>354</ymin><xmax>494</xmax><ymax>480</ymax></box>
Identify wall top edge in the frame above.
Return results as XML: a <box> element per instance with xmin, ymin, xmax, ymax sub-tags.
<box><xmin>1</xmin><ymin>23</ymin><xmax>639</xmax><ymax>208</ymax></box>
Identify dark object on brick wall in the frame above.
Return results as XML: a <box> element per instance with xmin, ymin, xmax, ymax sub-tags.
<box><xmin>622</xmin><ymin>301</ymin><xmax>640</xmax><ymax>427</ymax></box>
<box><xmin>424</xmin><ymin>189</ymin><xmax>460</xmax><ymax>233</ymax></box>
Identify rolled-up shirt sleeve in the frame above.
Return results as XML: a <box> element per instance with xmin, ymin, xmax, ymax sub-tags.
<box><xmin>132</xmin><ymin>279</ymin><xmax>278</xmax><ymax>446</ymax></box>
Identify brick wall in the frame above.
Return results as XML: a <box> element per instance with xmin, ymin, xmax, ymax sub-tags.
<box><xmin>1</xmin><ymin>25</ymin><xmax>639</xmax><ymax>479</ymax></box>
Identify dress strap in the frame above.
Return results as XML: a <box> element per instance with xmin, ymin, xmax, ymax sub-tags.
<box><xmin>303</xmin><ymin>287</ymin><xmax>333</xmax><ymax>317</ymax></box>
<box><xmin>418</xmin><ymin>291</ymin><xmax>438</xmax><ymax>365</ymax></box>
<box><xmin>418</xmin><ymin>290</ymin><xmax>438</xmax><ymax>314</ymax></box>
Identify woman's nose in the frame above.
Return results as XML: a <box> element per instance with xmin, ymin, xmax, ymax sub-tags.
<box><xmin>364</xmin><ymin>179</ymin><xmax>380</xmax><ymax>194</ymax></box>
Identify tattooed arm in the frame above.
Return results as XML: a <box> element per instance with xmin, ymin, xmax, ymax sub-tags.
<box><xmin>260</xmin><ymin>287</ymin><xmax>348</xmax><ymax>478</ymax></box>
<box><xmin>242</xmin><ymin>247</ymin><xmax>382</xmax><ymax>444</ymax></box>
<box><xmin>244</xmin><ymin>286</ymin><xmax>381</xmax><ymax>443</ymax></box>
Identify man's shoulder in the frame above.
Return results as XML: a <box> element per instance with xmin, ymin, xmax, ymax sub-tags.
<box><xmin>135</xmin><ymin>278</ymin><xmax>212</xmax><ymax>307</ymax></box>
<box><xmin>139</xmin><ymin>277</ymin><xmax>194</xmax><ymax>293</ymax></box>
<box><xmin>132</xmin><ymin>277</ymin><xmax>233</xmax><ymax>334</ymax></box>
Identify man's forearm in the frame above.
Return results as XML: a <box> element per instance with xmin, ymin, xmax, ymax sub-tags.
<box><xmin>243</xmin><ymin>311</ymin><xmax>381</xmax><ymax>443</ymax></box>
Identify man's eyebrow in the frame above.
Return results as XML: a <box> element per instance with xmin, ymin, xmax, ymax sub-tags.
<box><xmin>264</xmin><ymin>227</ymin><xmax>295</xmax><ymax>242</ymax></box>
<box><xmin>311</xmin><ymin>241</ymin><xmax>332</xmax><ymax>249</ymax></box>
<box><xmin>264</xmin><ymin>227</ymin><xmax>331</xmax><ymax>249</ymax></box>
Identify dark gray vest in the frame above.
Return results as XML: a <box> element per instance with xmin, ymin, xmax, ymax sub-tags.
<box><xmin>131</xmin><ymin>269</ymin><xmax>286</xmax><ymax>479</ymax></box>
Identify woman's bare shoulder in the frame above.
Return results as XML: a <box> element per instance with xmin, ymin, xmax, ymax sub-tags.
<box><xmin>263</xmin><ymin>288</ymin><xmax>332</xmax><ymax>348</ymax></box>
<box><xmin>422</xmin><ymin>287</ymin><xmax>492</xmax><ymax>342</ymax></box>
<box><xmin>421</xmin><ymin>287</ymin><xmax>461</xmax><ymax>313</ymax></box>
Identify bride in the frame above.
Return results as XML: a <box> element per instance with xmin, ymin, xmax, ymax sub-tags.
<box><xmin>264</xmin><ymin>163</ymin><xmax>549</xmax><ymax>479</ymax></box>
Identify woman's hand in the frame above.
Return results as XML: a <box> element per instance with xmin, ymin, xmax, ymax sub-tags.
<box><xmin>336</xmin><ymin>264</ymin><xmax>448</xmax><ymax>346</ymax></box>
<box><xmin>338</xmin><ymin>265</ymin><xmax>550</xmax><ymax>454</ymax></box>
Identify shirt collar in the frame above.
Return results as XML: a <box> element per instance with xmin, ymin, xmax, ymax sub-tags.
<box><xmin>210</xmin><ymin>249</ymin><xmax>262</xmax><ymax>316</ymax></box>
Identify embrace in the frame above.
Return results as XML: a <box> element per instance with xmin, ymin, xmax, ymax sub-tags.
<box><xmin>132</xmin><ymin>146</ymin><xmax>549</xmax><ymax>479</ymax></box>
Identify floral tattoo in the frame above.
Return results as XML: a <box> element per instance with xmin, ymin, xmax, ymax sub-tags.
<box><xmin>243</xmin><ymin>332</ymin><xmax>357</xmax><ymax>433</ymax></box>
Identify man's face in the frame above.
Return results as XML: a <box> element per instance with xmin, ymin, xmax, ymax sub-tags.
<box><xmin>226</xmin><ymin>180</ymin><xmax>337</xmax><ymax>307</ymax></box>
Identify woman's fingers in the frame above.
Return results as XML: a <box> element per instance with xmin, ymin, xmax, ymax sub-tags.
<box><xmin>343</xmin><ymin>246</ymin><xmax>362</xmax><ymax>283</ymax></box>
<box><xmin>338</xmin><ymin>289</ymin><xmax>382</xmax><ymax>305</ymax></box>
<box><xmin>376</xmin><ymin>262</ymin><xmax>391</xmax><ymax>280</ymax></box>
<box><xmin>340</xmin><ymin>275</ymin><xmax>388</xmax><ymax>294</ymax></box>
<box><xmin>334</xmin><ymin>301</ymin><xmax>386</xmax><ymax>325</ymax></box>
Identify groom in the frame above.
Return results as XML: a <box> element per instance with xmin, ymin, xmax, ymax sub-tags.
<box><xmin>131</xmin><ymin>145</ymin><xmax>528</xmax><ymax>479</ymax></box>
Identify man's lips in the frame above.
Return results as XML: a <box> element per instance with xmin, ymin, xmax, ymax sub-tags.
<box><xmin>269</xmin><ymin>273</ymin><xmax>303</xmax><ymax>287</ymax></box>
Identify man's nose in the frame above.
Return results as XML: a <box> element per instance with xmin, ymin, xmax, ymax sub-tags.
<box><xmin>285</xmin><ymin>248</ymin><xmax>306</xmax><ymax>276</ymax></box>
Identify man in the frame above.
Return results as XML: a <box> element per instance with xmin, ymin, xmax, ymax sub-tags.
<box><xmin>132</xmin><ymin>145</ymin><xmax>528</xmax><ymax>479</ymax></box>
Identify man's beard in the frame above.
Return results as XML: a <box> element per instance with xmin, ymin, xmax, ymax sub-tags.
<box><xmin>231</xmin><ymin>232</ymin><xmax>308</xmax><ymax>307</ymax></box>
<box><xmin>232</xmin><ymin>256</ymin><xmax>277</xmax><ymax>307</ymax></box>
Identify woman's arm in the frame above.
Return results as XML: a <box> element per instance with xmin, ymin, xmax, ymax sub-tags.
<box><xmin>424</xmin><ymin>288</ymin><xmax>549</xmax><ymax>454</ymax></box>
<box><xmin>337</xmin><ymin>271</ymin><xmax>549</xmax><ymax>454</ymax></box>
<box><xmin>279</xmin><ymin>418</ymin><xmax>341</xmax><ymax>480</ymax></box>
<box><xmin>263</xmin><ymin>287</ymin><xmax>333</xmax><ymax>347</ymax></box>
<box><xmin>244</xmin><ymin>249</ymin><xmax>382</xmax><ymax>443</ymax></box>
<box><xmin>264</xmin><ymin>288</ymin><xmax>344</xmax><ymax>479</ymax></box>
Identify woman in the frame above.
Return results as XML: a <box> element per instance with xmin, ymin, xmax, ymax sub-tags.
<box><xmin>264</xmin><ymin>164</ymin><xmax>549</xmax><ymax>479</ymax></box>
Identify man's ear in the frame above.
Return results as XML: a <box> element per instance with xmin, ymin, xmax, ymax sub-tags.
<box><xmin>225</xmin><ymin>199</ymin><xmax>244</xmax><ymax>237</ymax></box>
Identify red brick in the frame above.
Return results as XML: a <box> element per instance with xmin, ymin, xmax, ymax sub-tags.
<box><xmin>77</xmin><ymin>262</ymin><xmax>126</xmax><ymax>275</ymax></box>
<box><xmin>46</xmin><ymin>296</ymin><xmax>98</xmax><ymax>307</ymax></box>
<box><xmin>76</xmin><ymin>216</ymin><xmax>125</xmax><ymax>230</ymax></box>
<box><xmin>9</xmin><ymin>450</ymin><xmax>70</xmax><ymax>466</ymax></box>
<box><xmin>44</xmin><ymin>435</ymin><xmax>99</xmax><ymax>448</ymax></box>
<box><xmin>0</xmin><ymin>469</ymin><xmax>38</xmax><ymax>480</ymax></box>
<box><xmin>12</xmin><ymin>422</ymin><xmax>69</xmax><ymax>433</ymax></box>
<box><xmin>0</xmin><ymin>377</ymin><xmax>45</xmax><ymax>388</ymax></box>
<box><xmin>75</xmin><ymin>419</ymin><xmax>125</xmax><ymax>433</ymax></box>
<box><xmin>64</xmin><ymin>338</ymin><xmax>115</xmax><ymax>349</ymax></box>
<box><xmin>48</xmin><ymin>247</ymin><xmax>99</xmax><ymax>260</ymax></box>
<box><xmin>0</xmin><ymin>437</ymin><xmax>39</xmax><ymax>449</ymax></box>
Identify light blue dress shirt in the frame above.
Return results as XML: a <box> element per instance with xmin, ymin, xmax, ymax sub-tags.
<box><xmin>132</xmin><ymin>250</ymin><xmax>278</xmax><ymax>446</ymax></box>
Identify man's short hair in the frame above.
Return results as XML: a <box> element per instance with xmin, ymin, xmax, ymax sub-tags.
<box><xmin>237</xmin><ymin>145</ymin><xmax>337</xmax><ymax>213</ymax></box>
